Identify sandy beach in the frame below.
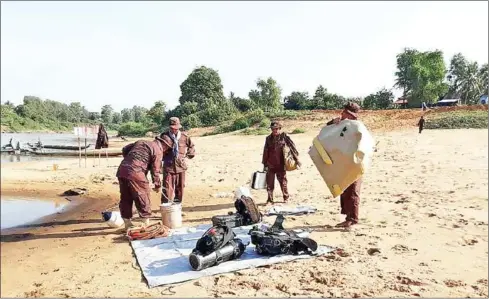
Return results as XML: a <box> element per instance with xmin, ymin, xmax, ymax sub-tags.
<box><xmin>1</xmin><ymin>113</ymin><xmax>488</xmax><ymax>297</ymax></box>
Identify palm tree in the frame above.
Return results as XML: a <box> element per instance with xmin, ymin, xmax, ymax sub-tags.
<box><xmin>458</xmin><ymin>62</ymin><xmax>481</xmax><ymax>104</ymax></box>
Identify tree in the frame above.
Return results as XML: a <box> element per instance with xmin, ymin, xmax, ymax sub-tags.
<box><xmin>249</xmin><ymin>77</ymin><xmax>282</xmax><ymax>111</ymax></box>
<box><xmin>147</xmin><ymin>101</ymin><xmax>167</xmax><ymax>125</ymax></box>
<box><xmin>363</xmin><ymin>88</ymin><xmax>394</xmax><ymax>109</ymax></box>
<box><xmin>121</xmin><ymin>108</ymin><xmax>134</xmax><ymax>122</ymax></box>
<box><xmin>101</xmin><ymin>105</ymin><xmax>114</xmax><ymax>124</ymax></box>
<box><xmin>310</xmin><ymin>85</ymin><xmax>328</xmax><ymax>109</ymax></box>
<box><xmin>112</xmin><ymin>112</ymin><xmax>122</xmax><ymax>124</ymax></box>
<box><xmin>284</xmin><ymin>91</ymin><xmax>310</xmax><ymax>110</ymax></box>
<box><xmin>394</xmin><ymin>48</ymin><xmax>448</xmax><ymax>107</ymax></box>
<box><xmin>447</xmin><ymin>53</ymin><xmax>488</xmax><ymax>104</ymax></box>
<box><xmin>131</xmin><ymin>106</ymin><xmax>148</xmax><ymax>123</ymax></box>
<box><xmin>179</xmin><ymin>66</ymin><xmax>226</xmax><ymax>107</ymax></box>
<box><xmin>88</xmin><ymin>112</ymin><xmax>101</xmax><ymax>121</ymax></box>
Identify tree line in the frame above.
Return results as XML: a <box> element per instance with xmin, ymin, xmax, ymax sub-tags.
<box><xmin>1</xmin><ymin>49</ymin><xmax>487</xmax><ymax>135</ymax></box>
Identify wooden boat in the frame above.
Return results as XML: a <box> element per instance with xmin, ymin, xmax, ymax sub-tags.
<box><xmin>25</xmin><ymin>148</ymin><xmax>122</xmax><ymax>157</ymax></box>
<box><xmin>27</xmin><ymin>143</ymin><xmax>92</xmax><ymax>151</ymax></box>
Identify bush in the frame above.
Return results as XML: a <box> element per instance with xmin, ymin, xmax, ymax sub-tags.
<box><xmin>259</xmin><ymin>117</ymin><xmax>271</xmax><ymax>128</ymax></box>
<box><xmin>425</xmin><ymin>111</ymin><xmax>488</xmax><ymax>129</ymax></box>
<box><xmin>118</xmin><ymin>122</ymin><xmax>151</xmax><ymax>137</ymax></box>
<box><xmin>291</xmin><ymin>128</ymin><xmax>306</xmax><ymax>134</ymax></box>
<box><xmin>182</xmin><ymin>114</ymin><xmax>203</xmax><ymax>129</ymax></box>
<box><xmin>241</xmin><ymin>128</ymin><xmax>269</xmax><ymax>135</ymax></box>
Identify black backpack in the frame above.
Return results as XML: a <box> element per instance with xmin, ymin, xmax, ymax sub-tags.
<box><xmin>234</xmin><ymin>195</ymin><xmax>262</xmax><ymax>226</ymax></box>
<box><xmin>193</xmin><ymin>225</ymin><xmax>235</xmax><ymax>256</ymax></box>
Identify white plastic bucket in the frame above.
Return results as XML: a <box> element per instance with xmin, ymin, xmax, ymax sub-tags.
<box><xmin>105</xmin><ymin>211</ymin><xmax>124</xmax><ymax>228</ymax></box>
<box><xmin>160</xmin><ymin>203</ymin><xmax>182</xmax><ymax>229</ymax></box>
<box><xmin>235</xmin><ymin>186</ymin><xmax>252</xmax><ymax>200</ymax></box>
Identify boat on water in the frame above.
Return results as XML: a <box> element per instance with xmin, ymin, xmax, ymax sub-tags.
<box><xmin>27</xmin><ymin>143</ymin><xmax>92</xmax><ymax>151</ymax></box>
<box><xmin>25</xmin><ymin>148</ymin><xmax>122</xmax><ymax>157</ymax></box>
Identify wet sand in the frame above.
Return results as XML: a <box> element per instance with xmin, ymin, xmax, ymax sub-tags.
<box><xmin>1</xmin><ymin>123</ymin><xmax>487</xmax><ymax>297</ymax></box>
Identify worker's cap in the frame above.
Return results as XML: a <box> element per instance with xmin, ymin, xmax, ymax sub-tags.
<box><xmin>169</xmin><ymin>117</ymin><xmax>182</xmax><ymax>129</ymax></box>
<box><xmin>343</xmin><ymin>102</ymin><xmax>361</xmax><ymax>118</ymax></box>
<box><xmin>270</xmin><ymin>121</ymin><xmax>282</xmax><ymax>129</ymax></box>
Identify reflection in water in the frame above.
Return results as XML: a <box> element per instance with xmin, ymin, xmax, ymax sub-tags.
<box><xmin>1</xmin><ymin>197</ymin><xmax>68</xmax><ymax>229</ymax></box>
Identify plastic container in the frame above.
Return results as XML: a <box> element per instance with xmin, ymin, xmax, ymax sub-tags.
<box><xmin>101</xmin><ymin>211</ymin><xmax>124</xmax><ymax>228</ymax></box>
<box><xmin>160</xmin><ymin>202</ymin><xmax>182</xmax><ymax>229</ymax></box>
<box><xmin>308</xmin><ymin>119</ymin><xmax>375</xmax><ymax>198</ymax></box>
<box><xmin>251</xmin><ymin>171</ymin><xmax>267</xmax><ymax>190</ymax></box>
<box><xmin>235</xmin><ymin>186</ymin><xmax>252</xmax><ymax>199</ymax></box>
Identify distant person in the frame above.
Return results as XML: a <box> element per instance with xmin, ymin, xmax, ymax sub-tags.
<box><xmin>116</xmin><ymin>137</ymin><xmax>171</xmax><ymax>230</ymax></box>
<box><xmin>262</xmin><ymin>121</ymin><xmax>300</xmax><ymax>204</ymax></box>
<box><xmin>417</xmin><ymin>116</ymin><xmax>425</xmax><ymax>134</ymax></box>
<box><xmin>159</xmin><ymin>117</ymin><xmax>196</xmax><ymax>204</ymax></box>
<box><xmin>326</xmin><ymin>102</ymin><xmax>363</xmax><ymax>228</ymax></box>
<box><xmin>95</xmin><ymin>123</ymin><xmax>109</xmax><ymax>149</ymax></box>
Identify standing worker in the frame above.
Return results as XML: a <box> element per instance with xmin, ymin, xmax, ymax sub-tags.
<box><xmin>262</xmin><ymin>121</ymin><xmax>300</xmax><ymax>204</ymax></box>
<box><xmin>326</xmin><ymin>102</ymin><xmax>363</xmax><ymax>228</ymax></box>
<box><xmin>159</xmin><ymin>117</ymin><xmax>196</xmax><ymax>204</ymax></box>
<box><xmin>417</xmin><ymin>116</ymin><xmax>425</xmax><ymax>134</ymax></box>
<box><xmin>95</xmin><ymin>123</ymin><xmax>109</xmax><ymax>149</ymax></box>
<box><xmin>116</xmin><ymin>137</ymin><xmax>171</xmax><ymax>230</ymax></box>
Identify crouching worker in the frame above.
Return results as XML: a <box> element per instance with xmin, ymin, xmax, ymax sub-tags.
<box><xmin>116</xmin><ymin>137</ymin><xmax>171</xmax><ymax>230</ymax></box>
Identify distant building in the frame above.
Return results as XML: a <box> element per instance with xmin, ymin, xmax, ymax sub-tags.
<box><xmin>394</xmin><ymin>98</ymin><xmax>408</xmax><ymax>109</ymax></box>
<box><xmin>436</xmin><ymin>98</ymin><xmax>460</xmax><ymax>107</ymax></box>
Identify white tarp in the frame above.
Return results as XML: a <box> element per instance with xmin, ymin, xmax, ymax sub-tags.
<box><xmin>130</xmin><ymin>224</ymin><xmax>336</xmax><ymax>288</ymax></box>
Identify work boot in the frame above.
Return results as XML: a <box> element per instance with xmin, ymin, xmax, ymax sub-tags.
<box><xmin>141</xmin><ymin>218</ymin><xmax>150</xmax><ymax>227</ymax></box>
<box><xmin>123</xmin><ymin>218</ymin><xmax>134</xmax><ymax>230</ymax></box>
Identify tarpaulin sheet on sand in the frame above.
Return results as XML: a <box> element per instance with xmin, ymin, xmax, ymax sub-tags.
<box><xmin>130</xmin><ymin>224</ymin><xmax>336</xmax><ymax>288</ymax></box>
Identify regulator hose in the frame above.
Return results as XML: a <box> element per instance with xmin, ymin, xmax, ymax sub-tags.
<box><xmin>127</xmin><ymin>221</ymin><xmax>170</xmax><ymax>241</ymax></box>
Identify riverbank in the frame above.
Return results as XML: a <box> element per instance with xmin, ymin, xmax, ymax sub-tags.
<box><xmin>1</xmin><ymin>128</ymin><xmax>488</xmax><ymax>297</ymax></box>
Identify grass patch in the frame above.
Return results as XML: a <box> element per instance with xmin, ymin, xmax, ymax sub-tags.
<box><xmin>203</xmin><ymin>109</ymin><xmax>270</xmax><ymax>136</ymax></box>
<box><xmin>425</xmin><ymin>111</ymin><xmax>488</xmax><ymax>129</ymax></box>
<box><xmin>241</xmin><ymin>128</ymin><xmax>269</xmax><ymax>135</ymax></box>
<box><xmin>291</xmin><ymin>128</ymin><xmax>306</xmax><ymax>134</ymax></box>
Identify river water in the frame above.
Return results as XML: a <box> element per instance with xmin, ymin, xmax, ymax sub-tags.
<box><xmin>0</xmin><ymin>196</ymin><xmax>69</xmax><ymax>230</ymax></box>
<box><xmin>1</xmin><ymin>132</ymin><xmax>97</xmax><ymax>164</ymax></box>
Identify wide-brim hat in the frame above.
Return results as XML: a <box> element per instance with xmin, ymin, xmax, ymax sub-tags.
<box><xmin>343</xmin><ymin>102</ymin><xmax>361</xmax><ymax>118</ymax></box>
<box><xmin>169</xmin><ymin>117</ymin><xmax>182</xmax><ymax>129</ymax></box>
<box><xmin>270</xmin><ymin>121</ymin><xmax>282</xmax><ymax>129</ymax></box>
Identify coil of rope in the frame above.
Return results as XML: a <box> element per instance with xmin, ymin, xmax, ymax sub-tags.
<box><xmin>127</xmin><ymin>221</ymin><xmax>170</xmax><ymax>241</ymax></box>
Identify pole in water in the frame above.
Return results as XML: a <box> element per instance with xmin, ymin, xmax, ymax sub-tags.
<box><xmin>84</xmin><ymin>137</ymin><xmax>87</xmax><ymax>168</ymax></box>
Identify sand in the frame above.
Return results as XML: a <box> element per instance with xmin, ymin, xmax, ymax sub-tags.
<box><xmin>1</xmin><ymin>125</ymin><xmax>488</xmax><ymax>298</ymax></box>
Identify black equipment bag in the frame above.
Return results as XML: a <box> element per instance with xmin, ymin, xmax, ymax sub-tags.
<box><xmin>249</xmin><ymin>215</ymin><xmax>318</xmax><ymax>256</ymax></box>
<box><xmin>211</xmin><ymin>213</ymin><xmax>244</xmax><ymax>228</ymax></box>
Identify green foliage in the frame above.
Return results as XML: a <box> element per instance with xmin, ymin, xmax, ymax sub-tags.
<box><xmin>395</xmin><ymin>48</ymin><xmax>448</xmax><ymax>107</ymax></box>
<box><xmin>117</xmin><ymin>122</ymin><xmax>151</xmax><ymax>137</ymax></box>
<box><xmin>447</xmin><ymin>53</ymin><xmax>488</xmax><ymax>104</ymax></box>
<box><xmin>249</xmin><ymin>77</ymin><xmax>283</xmax><ymax>111</ymax></box>
<box><xmin>241</xmin><ymin>128</ymin><xmax>269</xmax><ymax>135</ymax></box>
<box><xmin>425</xmin><ymin>111</ymin><xmax>488</xmax><ymax>129</ymax></box>
<box><xmin>101</xmin><ymin>105</ymin><xmax>113</xmax><ymax>124</ymax></box>
<box><xmin>363</xmin><ymin>88</ymin><xmax>394</xmax><ymax>109</ymax></box>
<box><xmin>147</xmin><ymin>101</ymin><xmax>167</xmax><ymax>126</ymax></box>
<box><xmin>284</xmin><ymin>91</ymin><xmax>310</xmax><ymax>110</ymax></box>
<box><xmin>291</xmin><ymin>128</ymin><xmax>306</xmax><ymax>134</ymax></box>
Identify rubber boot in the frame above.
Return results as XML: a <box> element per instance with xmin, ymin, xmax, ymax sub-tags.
<box><xmin>141</xmin><ymin>218</ymin><xmax>150</xmax><ymax>227</ymax></box>
<box><xmin>123</xmin><ymin>218</ymin><xmax>134</xmax><ymax>230</ymax></box>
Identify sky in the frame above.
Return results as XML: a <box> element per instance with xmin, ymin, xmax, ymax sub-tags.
<box><xmin>1</xmin><ymin>1</ymin><xmax>488</xmax><ymax>112</ymax></box>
